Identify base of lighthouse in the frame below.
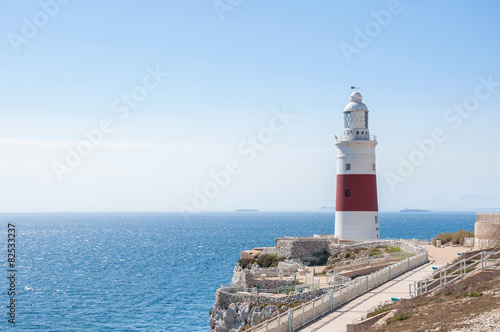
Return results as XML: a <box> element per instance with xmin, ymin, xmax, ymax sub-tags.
<box><xmin>335</xmin><ymin>211</ymin><xmax>379</xmax><ymax>241</ymax></box>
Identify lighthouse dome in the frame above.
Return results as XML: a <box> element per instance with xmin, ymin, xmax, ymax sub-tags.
<box><xmin>344</xmin><ymin>91</ymin><xmax>368</xmax><ymax>112</ymax></box>
<box><xmin>350</xmin><ymin>91</ymin><xmax>362</xmax><ymax>102</ymax></box>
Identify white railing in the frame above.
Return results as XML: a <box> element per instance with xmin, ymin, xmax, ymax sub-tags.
<box><xmin>409</xmin><ymin>249</ymin><xmax>500</xmax><ymax>297</ymax></box>
<box><xmin>325</xmin><ymin>273</ymin><xmax>351</xmax><ymax>285</ymax></box>
<box><xmin>246</xmin><ymin>251</ymin><xmax>428</xmax><ymax>332</ymax></box>
<box><xmin>220</xmin><ymin>277</ymin><xmax>350</xmax><ymax>298</ymax></box>
<box><xmin>335</xmin><ymin>134</ymin><xmax>377</xmax><ymax>142</ymax></box>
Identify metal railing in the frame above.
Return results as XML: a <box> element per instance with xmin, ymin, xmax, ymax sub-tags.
<box><xmin>326</xmin><ymin>250</ymin><xmax>415</xmax><ymax>277</ymax></box>
<box><xmin>409</xmin><ymin>249</ymin><xmax>500</xmax><ymax>297</ymax></box>
<box><xmin>220</xmin><ymin>279</ymin><xmax>342</xmax><ymax>297</ymax></box>
<box><xmin>246</xmin><ymin>250</ymin><xmax>428</xmax><ymax>332</ymax></box>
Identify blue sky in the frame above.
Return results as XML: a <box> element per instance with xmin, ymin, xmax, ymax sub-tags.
<box><xmin>0</xmin><ymin>0</ymin><xmax>499</xmax><ymax>212</ymax></box>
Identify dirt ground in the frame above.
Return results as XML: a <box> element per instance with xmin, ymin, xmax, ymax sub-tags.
<box><xmin>366</xmin><ymin>270</ymin><xmax>500</xmax><ymax>332</ymax></box>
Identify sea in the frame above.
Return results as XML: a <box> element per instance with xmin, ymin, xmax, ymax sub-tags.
<box><xmin>0</xmin><ymin>211</ymin><xmax>476</xmax><ymax>331</ymax></box>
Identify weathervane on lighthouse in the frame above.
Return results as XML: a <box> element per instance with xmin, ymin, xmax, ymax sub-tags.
<box><xmin>334</xmin><ymin>88</ymin><xmax>379</xmax><ymax>240</ymax></box>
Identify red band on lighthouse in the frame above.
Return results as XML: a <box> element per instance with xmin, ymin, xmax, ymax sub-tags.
<box><xmin>336</xmin><ymin>174</ymin><xmax>378</xmax><ymax>211</ymax></box>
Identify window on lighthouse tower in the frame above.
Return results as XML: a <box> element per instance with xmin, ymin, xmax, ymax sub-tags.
<box><xmin>345</xmin><ymin>190</ymin><xmax>351</xmax><ymax>197</ymax></box>
<box><xmin>345</xmin><ymin>163</ymin><xmax>351</xmax><ymax>171</ymax></box>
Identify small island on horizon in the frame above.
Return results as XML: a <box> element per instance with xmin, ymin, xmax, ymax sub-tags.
<box><xmin>400</xmin><ymin>208</ymin><xmax>431</xmax><ymax>213</ymax></box>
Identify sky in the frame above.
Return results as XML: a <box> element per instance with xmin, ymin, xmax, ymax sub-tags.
<box><xmin>0</xmin><ymin>0</ymin><xmax>499</xmax><ymax>212</ymax></box>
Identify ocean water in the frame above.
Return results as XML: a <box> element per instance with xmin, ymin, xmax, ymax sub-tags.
<box><xmin>0</xmin><ymin>211</ymin><xmax>475</xmax><ymax>331</ymax></box>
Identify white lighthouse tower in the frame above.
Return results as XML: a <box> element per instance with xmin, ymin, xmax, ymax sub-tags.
<box><xmin>335</xmin><ymin>90</ymin><xmax>379</xmax><ymax>241</ymax></box>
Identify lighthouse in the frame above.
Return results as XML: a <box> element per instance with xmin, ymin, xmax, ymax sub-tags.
<box><xmin>335</xmin><ymin>90</ymin><xmax>379</xmax><ymax>241</ymax></box>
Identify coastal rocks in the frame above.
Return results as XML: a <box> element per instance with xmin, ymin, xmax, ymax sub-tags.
<box><xmin>211</xmin><ymin>303</ymin><xmax>250</xmax><ymax>332</ymax></box>
<box><xmin>223</xmin><ymin>304</ymin><xmax>238</xmax><ymax>323</ymax></box>
<box><xmin>210</xmin><ymin>302</ymin><xmax>283</xmax><ymax>332</ymax></box>
<box><xmin>231</xmin><ymin>264</ymin><xmax>248</xmax><ymax>288</ymax></box>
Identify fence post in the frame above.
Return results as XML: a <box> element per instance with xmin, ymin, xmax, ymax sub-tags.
<box><xmin>330</xmin><ymin>291</ymin><xmax>333</xmax><ymax>311</ymax></box>
<box><xmin>288</xmin><ymin>310</ymin><xmax>292</xmax><ymax>332</ymax></box>
<box><xmin>302</xmin><ymin>305</ymin><xmax>304</xmax><ymax>328</ymax></box>
<box><xmin>313</xmin><ymin>301</ymin><xmax>315</xmax><ymax>321</ymax></box>
<box><xmin>481</xmin><ymin>251</ymin><xmax>484</xmax><ymax>271</ymax></box>
<box><xmin>322</xmin><ymin>296</ymin><xmax>325</xmax><ymax>316</ymax></box>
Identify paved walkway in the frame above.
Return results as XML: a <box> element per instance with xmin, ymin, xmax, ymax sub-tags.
<box><xmin>298</xmin><ymin>245</ymin><xmax>466</xmax><ymax>332</ymax></box>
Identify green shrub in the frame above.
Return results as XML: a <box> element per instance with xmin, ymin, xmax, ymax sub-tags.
<box><xmin>367</xmin><ymin>306</ymin><xmax>390</xmax><ymax>318</ymax></box>
<box><xmin>256</xmin><ymin>254</ymin><xmax>282</xmax><ymax>268</ymax></box>
<box><xmin>238</xmin><ymin>258</ymin><xmax>255</xmax><ymax>269</ymax></box>
<box><xmin>369</xmin><ymin>248</ymin><xmax>382</xmax><ymax>256</ymax></box>
<box><xmin>385</xmin><ymin>246</ymin><xmax>401</xmax><ymax>253</ymax></box>
<box><xmin>432</xmin><ymin>229</ymin><xmax>474</xmax><ymax>246</ymax></box>
<box><xmin>386</xmin><ymin>311</ymin><xmax>413</xmax><ymax>325</ymax></box>
<box><xmin>469</xmin><ymin>291</ymin><xmax>483</xmax><ymax>297</ymax></box>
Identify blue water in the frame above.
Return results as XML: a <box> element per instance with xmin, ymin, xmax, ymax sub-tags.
<box><xmin>0</xmin><ymin>211</ymin><xmax>475</xmax><ymax>331</ymax></box>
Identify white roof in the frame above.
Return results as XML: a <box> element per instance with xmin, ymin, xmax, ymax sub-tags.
<box><xmin>344</xmin><ymin>91</ymin><xmax>368</xmax><ymax>112</ymax></box>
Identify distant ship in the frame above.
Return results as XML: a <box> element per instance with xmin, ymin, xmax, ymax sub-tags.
<box><xmin>236</xmin><ymin>209</ymin><xmax>259</xmax><ymax>212</ymax></box>
<box><xmin>400</xmin><ymin>208</ymin><xmax>431</xmax><ymax>212</ymax></box>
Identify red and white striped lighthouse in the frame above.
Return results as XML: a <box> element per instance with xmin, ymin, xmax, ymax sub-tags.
<box><xmin>335</xmin><ymin>90</ymin><xmax>379</xmax><ymax>240</ymax></box>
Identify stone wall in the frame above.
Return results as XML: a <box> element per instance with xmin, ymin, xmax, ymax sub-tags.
<box><xmin>474</xmin><ymin>212</ymin><xmax>500</xmax><ymax>250</ymax></box>
<box><xmin>327</xmin><ymin>239</ymin><xmax>425</xmax><ymax>256</ymax></box>
<box><xmin>474</xmin><ymin>222</ymin><xmax>500</xmax><ymax>250</ymax></box>
<box><xmin>215</xmin><ymin>287</ymin><xmax>331</xmax><ymax>311</ymax></box>
<box><xmin>231</xmin><ymin>265</ymin><xmax>298</xmax><ymax>289</ymax></box>
<box><xmin>477</xmin><ymin>212</ymin><xmax>500</xmax><ymax>223</ymax></box>
<box><xmin>264</xmin><ymin>238</ymin><xmax>424</xmax><ymax>263</ymax></box>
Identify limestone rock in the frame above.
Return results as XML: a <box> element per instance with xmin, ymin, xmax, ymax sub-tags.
<box><xmin>224</xmin><ymin>304</ymin><xmax>238</xmax><ymax>323</ymax></box>
<box><xmin>249</xmin><ymin>306</ymin><xmax>261</xmax><ymax>326</ymax></box>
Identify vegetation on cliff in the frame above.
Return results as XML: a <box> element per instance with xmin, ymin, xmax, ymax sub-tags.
<box><xmin>238</xmin><ymin>254</ymin><xmax>284</xmax><ymax>269</ymax></box>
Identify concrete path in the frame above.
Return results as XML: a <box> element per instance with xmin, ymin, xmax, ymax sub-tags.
<box><xmin>298</xmin><ymin>245</ymin><xmax>466</xmax><ymax>332</ymax></box>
